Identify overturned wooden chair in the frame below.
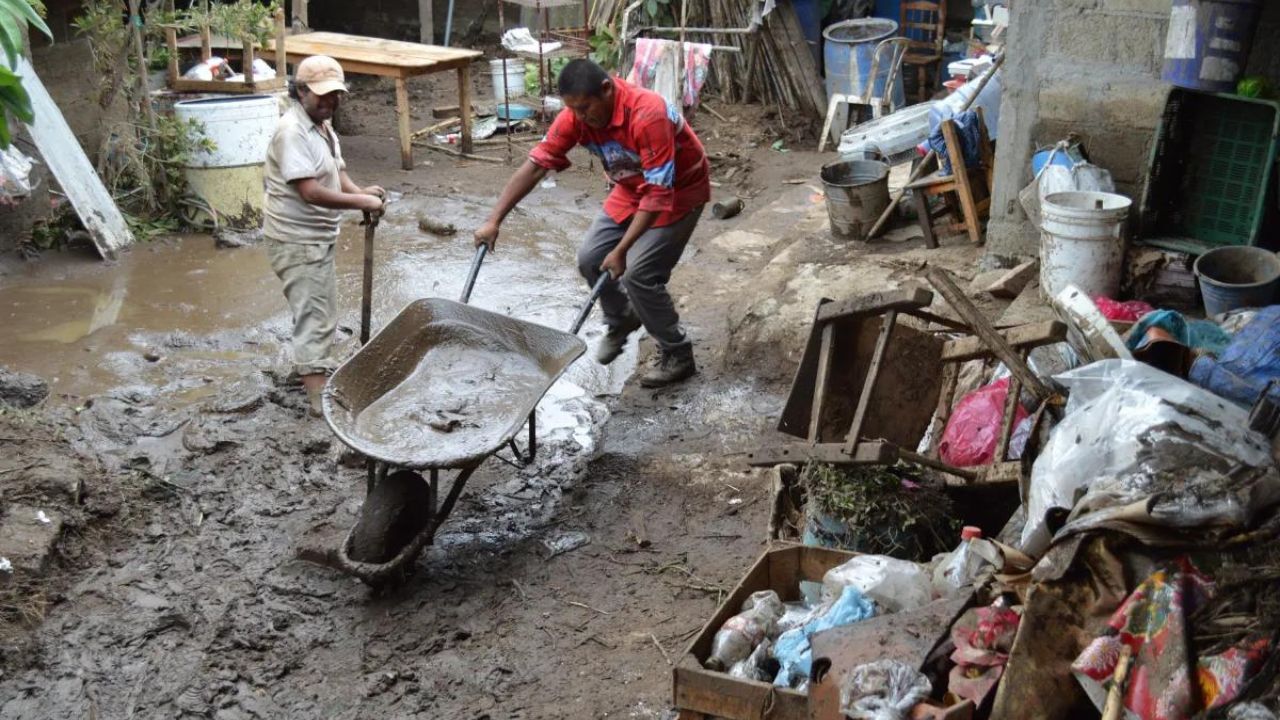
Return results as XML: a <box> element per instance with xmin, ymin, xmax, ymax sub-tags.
<box><xmin>905</xmin><ymin>107</ymin><xmax>994</xmax><ymax>247</ymax></box>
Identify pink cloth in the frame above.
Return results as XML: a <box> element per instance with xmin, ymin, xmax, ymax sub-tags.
<box><xmin>626</xmin><ymin>38</ymin><xmax>712</xmax><ymax>109</ymax></box>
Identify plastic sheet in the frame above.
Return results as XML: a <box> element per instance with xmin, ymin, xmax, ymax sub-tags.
<box><xmin>1022</xmin><ymin>360</ymin><xmax>1280</xmax><ymax>555</ymax></box>
<box><xmin>822</xmin><ymin>555</ymin><xmax>932</xmax><ymax>613</ymax></box>
<box><xmin>840</xmin><ymin>659</ymin><xmax>932</xmax><ymax>720</ymax></box>
<box><xmin>1190</xmin><ymin>306</ymin><xmax>1280</xmax><ymax>408</ymax></box>
<box><xmin>938</xmin><ymin>378</ymin><xmax>1030</xmax><ymax>467</ymax></box>
<box><xmin>1123</xmin><ymin>309</ymin><xmax>1233</xmax><ymax>357</ymax></box>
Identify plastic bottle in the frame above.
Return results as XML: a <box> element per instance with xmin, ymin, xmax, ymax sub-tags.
<box><xmin>931</xmin><ymin>526</ymin><xmax>1002</xmax><ymax>595</ymax></box>
<box><xmin>705</xmin><ymin>590</ymin><xmax>784</xmax><ymax>671</ymax></box>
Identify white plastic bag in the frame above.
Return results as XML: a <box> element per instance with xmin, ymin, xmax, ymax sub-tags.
<box><xmin>1021</xmin><ymin>360</ymin><xmax>1278</xmax><ymax>555</ymax></box>
<box><xmin>822</xmin><ymin>555</ymin><xmax>932</xmax><ymax>613</ymax></box>
<box><xmin>0</xmin><ymin>145</ymin><xmax>34</xmax><ymax>204</ymax></box>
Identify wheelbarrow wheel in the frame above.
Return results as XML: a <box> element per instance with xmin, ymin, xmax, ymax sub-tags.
<box><xmin>349</xmin><ymin>470</ymin><xmax>435</xmax><ymax>565</ymax></box>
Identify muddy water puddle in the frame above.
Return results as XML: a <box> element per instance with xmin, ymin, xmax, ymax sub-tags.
<box><xmin>0</xmin><ymin>190</ymin><xmax>637</xmax><ymax>410</ymax></box>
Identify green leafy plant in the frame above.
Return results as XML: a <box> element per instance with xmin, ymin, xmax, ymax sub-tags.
<box><xmin>0</xmin><ymin>0</ymin><xmax>52</xmax><ymax>148</ymax></box>
<box><xmin>186</xmin><ymin>0</ymin><xmax>280</xmax><ymax>47</ymax></box>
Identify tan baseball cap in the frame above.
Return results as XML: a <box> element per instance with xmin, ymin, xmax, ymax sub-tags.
<box><xmin>295</xmin><ymin>55</ymin><xmax>348</xmax><ymax>95</ymax></box>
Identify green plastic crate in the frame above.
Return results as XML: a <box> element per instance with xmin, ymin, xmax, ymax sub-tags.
<box><xmin>1139</xmin><ymin>89</ymin><xmax>1279</xmax><ymax>255</ymax></box>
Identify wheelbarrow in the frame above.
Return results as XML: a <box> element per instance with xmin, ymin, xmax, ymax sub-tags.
<box><xmin>319</xmin><ymin>221</ymin><xmax>607</xmax><ymax>585</ymax></box>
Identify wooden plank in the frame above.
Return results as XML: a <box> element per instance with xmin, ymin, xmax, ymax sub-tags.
<box><xmin>939</xmin><ymin>321</ymin><xmax>1067</xmax><ymax>362</ymax></box>
<box><xmin>994</xmin><ymin>375</ymin><xmax>1021</xmax><ymax>462</ymax></box>
<box><xmin>808</xmin><ymin>324</ymin><xmax>835</xmax><ymax>444</ymax></box>
<box><xmin>844</xmin><ymin>310</ymin><xmax>896</xmax><ymax>449</ymax></box>
<box><xmin>395</xmin><ymin>77</ymin><xmax>413</xmax><ymax>170</ymax></box>
<box><xmin>418</xmin><ymin>0</ymin><xmax>433</xmax><ymax>44</ymax></box>
<box><xmin>458</xmin><ymin>63</ymin><xmax>473</xmax><ymax>155</ymax></box>
<box><xmin>746</xmin><ymin>441</ymin><xmax>897</xmax><ymax>467</ymax></box>
<box><xmin>170</xmin><ymin>77</ymin><xmax>285</xmax><ymax>93</ymax></box>
<box><xmin>985</xmin><ymin>260</ymin><xmax>1038</xmax><ymax>299</ymax></box>
<box><xmin>814</xmin><ymin>286</ymin><xmax>933</xmax><ymax>323</ymax></box>
<box><xmin>278</xmin><ymin>31</ymin><xmax>482</xmax><ymax>65</ymax></box>
<box><xmin>928</xmin><ymin>268</ymin><xmax>1054</xmax><ymax>402</ymax></box>
<box><xmin>926</xmin><ymin>363</ymin><xmax>958</xmax><ymax>456</ymax></box>
<box><xmin>9</xmin><ymin>55</ymin><xmax>133</xmax><ymax>259</ymax></box>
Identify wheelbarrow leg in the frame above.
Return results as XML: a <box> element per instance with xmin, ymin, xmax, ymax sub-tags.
<box><xmin>366</xmin><ymin>460</ymin><xmax>387</xmax><ymax>494</ymax></box>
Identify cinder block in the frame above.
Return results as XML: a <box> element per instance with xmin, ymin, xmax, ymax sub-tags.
<box><xmin>1104</xmin><ymin>0</ymin><xmax>1171</xmax><ymax>16</ymax></box>
<box><xmin>1038</xmin><ymin>82</ymin><xmax>1093</xmax><ymax>123</ymax></box>
<box><xmin>1048</xmin><ymin>13</ymin><xmax>1168</xmax><ymax>73</ymax></box>
<box><xmin>1102</xmin><ymin>82</ymin><xmax>1170</xmax><ymax>130</ymax></box>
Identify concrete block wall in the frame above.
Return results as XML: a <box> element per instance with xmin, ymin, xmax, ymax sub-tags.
<box><xmin>984</xmin><ymin>0</ymin><xmax>1280</xmax><ymax>263</ymax></box>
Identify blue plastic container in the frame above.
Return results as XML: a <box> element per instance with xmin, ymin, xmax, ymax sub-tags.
<box><xmin>823</xmin><ymin>18</ymin><xmax>905</xmax><ymax>107</ymax></box>
<box><xmin>1162</xmin><ymin>0</ymin><xmax>1263</xmax><ymax>93</ymax></box>
<box><xmin>873</xmin><ymin>0</ymin><xmax>902</xmax><ymax>24</ymax></box>
<box><xmin>793</xmin><ymin>0</ymin><xmax>823</xmax><ymax>65</ymax></box>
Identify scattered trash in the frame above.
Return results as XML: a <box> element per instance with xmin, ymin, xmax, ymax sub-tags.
<box><xmin>35</xmin><ymin>510</ymin><xmax>51</xmax><ymax>525</ymax></box>
<box><xmin>727</xmin><ymin>637</ymin><xmax>774</xmax><ymax>682</ymax></box>
<box><xmin>770</xmin><ymin>139</ymin><xmax>789</xmax><ymax>153</ymax></box>
<box><xmin>0</xmin><ymin>145</ymin><xmax>35</xmax><ymax>205</ymax></box>
<box><xmin>542</xmin><ymin>530</ymin><xmax>590</xmax><ymax>558</ymax></box>
<box><xmin>840</xmin><ymin>659</ymin><xmax>932</xmax><ymax>720</ymax></box>
<box><xmin>1092</xmin><ymin>296</ymin><xmax>1153</xmax><ymax>323</ymax></box>
<box><xmin>930</xmin><ymin>526</ymin><xmax>1002</xmax><ymax>596</ymax></box>
<box><xmin>182</xmin><ymin>56</ymin><xmax>231</xmax><ymax>81</ymax></box>
<box><xmin>705</xmin><ymin>590</ymin><xmax>785</xmax><ymax>671</ymax></box>
<box><xmin>711</xmin><ymin>197</ymin><xmax>744</xmax><ymax>220</ymax></box>
<box><xmin>0</xmin><ymin>557</ymin><xmax>10</xmax><ymax>573</ymax></box>
<box><xmin>501</xmin><ymin>27</ymin><xmax>561</xmax><ymax>56</ymax></box>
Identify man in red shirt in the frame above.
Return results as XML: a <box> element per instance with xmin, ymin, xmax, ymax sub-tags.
<box><xmin>474</xmin><ymin>59</ymin><xmax>711</xmax><ymax>388</ymax></box>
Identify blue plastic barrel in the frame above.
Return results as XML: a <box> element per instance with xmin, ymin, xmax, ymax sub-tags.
<box><xmin>823</xmin><ymin>18</ymin><xmax>905</xmax><ymax>107</ymax></box>
<box><xmin>1162</xmin><ymin>0</ymin><xmax>1263</xmax><ymax>93</ymax></box>
<box><xmin>792</xmin><ymin>0</ymin><xmax>823</xmax><ymax>65</ymax></box>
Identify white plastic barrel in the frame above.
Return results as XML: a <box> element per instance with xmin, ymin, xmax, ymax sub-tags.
<box><xmin>490</xmin><ymin>58</ymin><xmax>526</xmax><ymax>103</ymax></box>
<box><xmin>174</xmin><ymin>94</ymin><xmax>281</xmax><ymax>229</ymax></box>
<box><xmin>1039</xmin><ymin>191</ymin><xmax>1132</xmax><ymax>299</ymax></box>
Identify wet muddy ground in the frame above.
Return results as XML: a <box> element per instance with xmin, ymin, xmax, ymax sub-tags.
<box><xmin>0</xmin><ymin>74</ymin><xmax>988</xmax><ymax>718</ymax></box>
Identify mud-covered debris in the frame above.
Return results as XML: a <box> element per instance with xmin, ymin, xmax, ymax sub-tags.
<box><xmin>143</xmin><ymin>351</ymin><xmax>162</xmax><ymax>362</ymax></box>
<box><xmin>543</xmin><ymin>530</ymin><xmax>590</xmax><ymax>558</ymax></box>
<box><xmin>214</xmin><ymin>227</ymin><xmax>264</xmax><ymax>248</ymax></box>
<box><xmin>417</xmin><ymin>215</ymin><xmax>457</xmax><ymax>236</ymax></box>
<box><xmin>201</xmin><ymin>379</ymin><xmax>267</xmax><ymax>414</ymax></box>
<box><xmin>0</xmin><ymin>504</ymin><xmax>63</xmax><ymax>575</ymax></box>
<box><xmin>0</xmin><ymin>367</ymin><xmax>49</xmax><ymax>409</ymax></box>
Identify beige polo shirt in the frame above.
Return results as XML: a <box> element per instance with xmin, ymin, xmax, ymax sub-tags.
<box><xmin>264</xmin><ymin>101</ymin><xmax>347</xmax><ymax>244</ymax></box>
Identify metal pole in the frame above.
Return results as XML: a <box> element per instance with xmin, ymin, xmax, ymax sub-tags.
<box><xmin>444</xmin><ymin>0</ymin><xmax>456</xmax><ymax>46</ymax></box>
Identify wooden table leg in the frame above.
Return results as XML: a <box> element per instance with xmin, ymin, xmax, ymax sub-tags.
<box><xmin>458</xmin><ymin>62</ymin><xmax>473</xmax><ymax>155</ymax></box>
<box><xmin>395</xmin><ymin>76</ymin><xmax>412</xmax><ymax>170</ymax></box>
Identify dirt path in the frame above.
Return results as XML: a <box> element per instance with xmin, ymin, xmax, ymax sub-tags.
<box><xmin>0</xmin><ymin>75</ymin><xmax>992</xmax><ymax>718</ymax></box>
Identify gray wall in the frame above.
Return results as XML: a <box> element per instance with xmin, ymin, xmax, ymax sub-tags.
<box><xmin>984</xmin><ymin>0</ymin><xmax>1280</xmax><ymax>263</ymax></box>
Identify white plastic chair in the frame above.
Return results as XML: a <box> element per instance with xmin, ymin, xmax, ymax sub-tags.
<box><xmin>820</xmin><ymin>37</ymin><xmax>910</xmax><ymax>152</ymax></box>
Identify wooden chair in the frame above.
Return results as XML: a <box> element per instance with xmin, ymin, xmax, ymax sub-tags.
<box><xmin>819</xmin><ymin>37</ymin><xmax>910</xmax><ymax>151</ymax></box>
<box><xmin>905</xmin><ymin>108</ymin><xmax>994</xmax><ymax>247</ymax></box>
<box><xmin>901</xmin><ymin>0</ymin><xmax>946</xmax><ymax>103</ymax></box>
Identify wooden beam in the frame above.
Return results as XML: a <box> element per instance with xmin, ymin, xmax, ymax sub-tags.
<box><xmin>939</xmin><ymin>320</ymin><xmax>1067</xmax><ymax>362</ymax></box>
<box><xmin>395</xmin><ymin>77</ymin><xmax>413</xmax><ymax>170</ymax></box>
<box><xmin>745</xmin><ymin>441</ymin><xmax>898</xmax><ymax>467</ymax></box>
<box><xmin>418</xmin><ymin>0</ymin><xmax>434</xmax><ymax>44</ymax></box>
<box><xmin>814</xmin><ymin>286</ymin><xmax>933</xmax><ymax>323</ymax></box>
<box><xmin>458</xmin><ymin>62</ymin><xmax>473</xmax><ymax>155</ymax></box>
<box><xmin>927</xmin><ymin>268</ymin><xmax>1054</xmax><ymax>402</ymax></box>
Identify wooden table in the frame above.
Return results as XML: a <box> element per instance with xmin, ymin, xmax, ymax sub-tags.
<box><xmin>259</xmin><ymin>32</ymin><xmax>483</xmax><ymax>169</ymax></box>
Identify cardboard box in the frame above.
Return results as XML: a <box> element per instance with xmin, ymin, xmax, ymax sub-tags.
<box><xmin>672</xmin><ymin>544</ymin><xmax>859</xmax><ymax>720</ymax></box>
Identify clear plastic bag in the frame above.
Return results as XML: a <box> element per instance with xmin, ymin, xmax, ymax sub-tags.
<box><xmin>822</xmin><ymin>555</ymin><xmax>932</xmax><ymax>613</ymax></box>
<box><xmin>840</xmin><ymin>659</ymin><xmax>933</xmax><ymax>720</ymax></box>
<box><xmin>1021</xmin><ymin>360</ymin><xmax>1279</xmax><ymax>555</ymax></box>
<box><xmin>705</xmin><ymin>590</ymin><xmax>784</xmax><ymax>671</ymax></box>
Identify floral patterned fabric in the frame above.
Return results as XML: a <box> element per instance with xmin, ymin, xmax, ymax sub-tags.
<box><xmin>1072</xmin><ymin>558</ymin><xmax>1272</xmax><ymax>719</ymax></box>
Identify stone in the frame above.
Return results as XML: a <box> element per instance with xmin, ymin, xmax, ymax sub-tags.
<box><xmin>986</xmin><ymin>260</ymin><xmax>1039</xmax><ymax>299</ymax></box>
<box><xmin>0</xmin><ymin>368</ymin><xmax>49</xmax><ymax>409</ymax></box>
<box><xmin>968</xmin><ymin>269</ymin><xmax>1009</xmax><ymax>296</ymax></box>
<box><xmin>0</xmin><ymin>505</ymin><xmax>64</xmax><ymax>576</ymax></box>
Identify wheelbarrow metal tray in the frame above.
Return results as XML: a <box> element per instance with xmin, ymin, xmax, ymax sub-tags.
<box><xmin>323</xmin><ymin>298</ymin><xmax>586</xmax><ymax>470</ymax></box>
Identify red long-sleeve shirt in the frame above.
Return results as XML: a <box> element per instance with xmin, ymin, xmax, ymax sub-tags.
<box><xmin>529</xmin><ymin>77</ymin><xmax>711</xmax><ymax>228</ymax></box>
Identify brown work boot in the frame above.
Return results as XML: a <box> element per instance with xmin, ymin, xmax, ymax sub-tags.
<box><xmin>596</xmin><ymin>309</ymin><xmax>643</xmax><ymax>365</ymax></box>
<box><xmin>639</xmin><ymin>344</ymin><xmax>696</xmax><ymax>388</ymax></box>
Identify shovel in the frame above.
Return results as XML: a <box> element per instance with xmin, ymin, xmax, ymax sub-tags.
<box><xmin>359</xmin><ymin>208</ymin><xmax>383</xmax><ymax>345</ymax></box>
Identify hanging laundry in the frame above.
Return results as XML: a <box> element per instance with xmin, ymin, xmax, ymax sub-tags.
<box><xmin>626</xmin><ymin>38</ymin><xmax>713</xmax><ymax>111</ymax></box>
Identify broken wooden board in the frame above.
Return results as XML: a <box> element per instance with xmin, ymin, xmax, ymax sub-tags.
<box><xmin>8</xmin><ymin>55</ymin><xmax>133</xmax><ymax>259</ymax></box>
<box><xmin>808</xmin><ymin>594</ymin><xmax>973</xmax><ymax>720</ymax></box>
<box><xmin>986</xmin><ymin>260</ymin><xmax>1038</xmax><ymax>299</ymax></box>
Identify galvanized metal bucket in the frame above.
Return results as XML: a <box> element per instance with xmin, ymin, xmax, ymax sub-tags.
<box><xmin>820</xmin><ymin>159</ymin><xmax>890</xmax><ymax>241</ymax></box>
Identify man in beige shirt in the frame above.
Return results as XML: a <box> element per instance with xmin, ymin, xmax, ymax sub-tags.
<box><xmin>264</xmin><ymin>55</ymin><xmax>384</xmax><ymax>415</ymax></box>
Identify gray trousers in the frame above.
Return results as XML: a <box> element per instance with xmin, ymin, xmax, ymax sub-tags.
<box><xmin>576</xmin><ymin>205</ymin><xmax>704</xmax><ymax>350</ymax></box>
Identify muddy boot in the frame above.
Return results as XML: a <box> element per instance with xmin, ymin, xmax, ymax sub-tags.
<box><xmin>640</xmin><ymin>344</ymin><xmax>696</xmax><ymax>388</ymax></box>
<box><xmin>596</xmin><ymin>309</ymin><xmax>643</xmax><ymax>365</ymax></box>
<box><xmin>301</xmin><ymin>373</ymin><xmax>326</xmax><ymax>418</ymax></box>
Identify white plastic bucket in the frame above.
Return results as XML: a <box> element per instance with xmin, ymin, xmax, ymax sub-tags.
<box><xmin>490</xmin><ymin>58</ymin><xmax>526</xmax><ymax>103</ymax></box>
<box><xmin>1039</xmin><ymin>191</ymin><xmax>1132</xmax><ymax>299</ymax></box>
<box><xmin>174</xmin><ymin>95</ymin><xmax>279</xmax><ymax>168</ymax></box>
